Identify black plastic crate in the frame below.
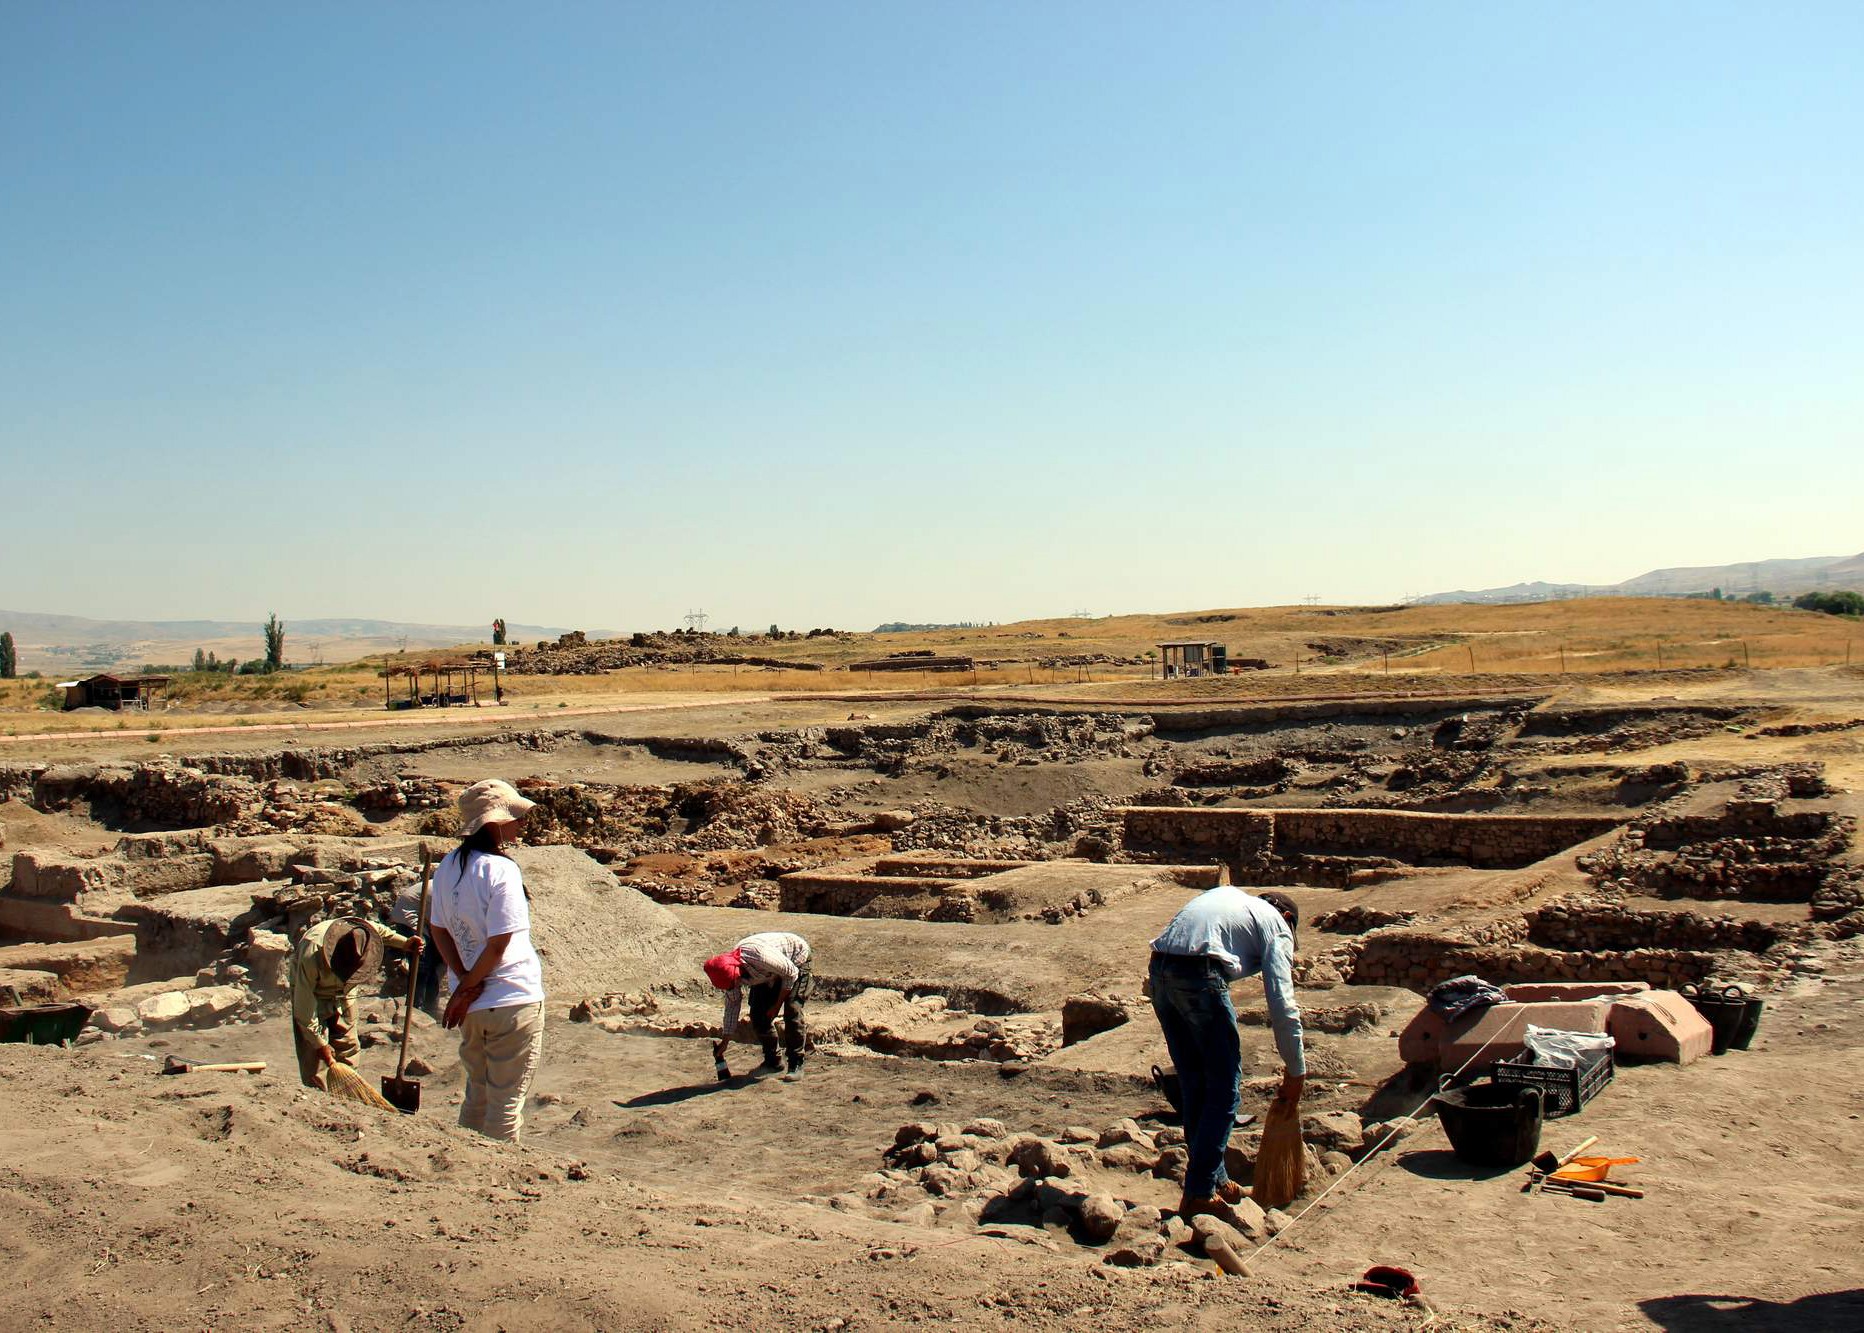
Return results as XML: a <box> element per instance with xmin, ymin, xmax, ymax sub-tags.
<box><xmin>1490</xmin><ymin>1045</ymin><xmax>1613</xmax><ymax>1118</ymax></box>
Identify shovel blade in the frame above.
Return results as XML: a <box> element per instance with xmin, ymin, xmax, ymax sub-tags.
<box><xmin>381</xmin><ymin>1076</ymin><xmax>421</xmax><ymax>1114</ymax></box>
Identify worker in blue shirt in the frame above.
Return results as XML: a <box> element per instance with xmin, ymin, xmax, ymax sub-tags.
<box><xmin>1149</xmin><ymin>886</ymin><xmax>1305</xmax><ymax>1221</ymax></box>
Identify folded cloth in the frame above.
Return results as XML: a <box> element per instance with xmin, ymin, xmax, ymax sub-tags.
<box><xmin>1427</xmin><ymin>974</ymin><xmax>1508</xmax><ymax>1021</ymax></box>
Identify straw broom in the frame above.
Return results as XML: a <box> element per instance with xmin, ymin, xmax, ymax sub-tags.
<box><xmin>1251</xmin><ymin>1094</ymin><xmax>1307</xmax><ymax>1210</ymax></box>
<box><xmin>326</xmin><ymin>1058</ymin><xmax>396</xmax><ymax>1111</ymax></box>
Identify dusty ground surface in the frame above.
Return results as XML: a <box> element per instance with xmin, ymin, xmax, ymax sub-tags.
<box><xmin>3</xmin><ymin>665</ymin><xmax>1863</xmax><ymax>1330</ymax></box>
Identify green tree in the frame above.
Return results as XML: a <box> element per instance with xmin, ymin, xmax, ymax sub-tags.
<box><xmin>492</xmin><ymin>618</ymin><xmax>507</xmax><ymax>646</ymax></box>
<box><xmin>0</xmin><ymin>631</ymin><xmax>15</xmax><ymax>679</ymax></box>
<box><xmin>1743</xmin><ymin>591</ymin><xmax>1774</xmax><ymax>605</ymax></box>
<box><xmin>263</xmin><ymin>614</ymin><xmax>285</xmax><ymax>672</ymax></box>
<box><xmin>191</xmin><ymin>647</ymin><xmax>207</xmax><ymax>672</ymax></box>
<box><xmin>1794</xmin><ymin>591</ymin><xmax>1864</xmax><ymax>617</ymax></box>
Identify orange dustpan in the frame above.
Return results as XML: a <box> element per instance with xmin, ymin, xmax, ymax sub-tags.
<box><xmin>1552</xmin><ymin>1156</ymin><xmax>1640</xmax><ymax>1183</ymax></box>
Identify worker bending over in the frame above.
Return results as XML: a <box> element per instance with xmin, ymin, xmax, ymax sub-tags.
<box><xmin>1149</xmin><ymin>887</ymin><xmax>1305</xmax><ymax>1220</ymax></box>
<box><xmin>290</xmin><ymin>915</ymin><xmax>420</xmax><ymax>1089</ymax></box>
<box><xmin>705</xmin><ymin>931</ymin><xmax>812</xmax><ymax>1082</ymax></box>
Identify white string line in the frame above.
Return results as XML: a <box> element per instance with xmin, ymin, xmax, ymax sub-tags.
<box><xmin>1238</xmin><ymin>1004</ymin><xmax>1534</xmax><ymax>1269</ymax></box>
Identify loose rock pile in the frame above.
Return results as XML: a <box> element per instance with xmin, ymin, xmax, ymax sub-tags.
<box><xmin>501</xmin><ymin>630</ymin><xmax>826</xmax><ymax>675</ymax></box>
<box><xmin>865</xmin><ymin>1109</ymin><xmax>1402</xmax><ymax>1268</ymax></box>
<box><xmin>1311</xmin><ymin>905</ymin><xmax>1417</xmax><ymax>934</ymax></box>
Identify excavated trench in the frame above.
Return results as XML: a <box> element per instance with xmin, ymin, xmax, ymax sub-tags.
<box><xmin>4</xmin><ymin>701</ymin><xmax>1842</xmax><ymax>1020</ymax></box>
<box><xmin>12</xmin><ymin>695</ymin><xmax>1859</xmax><ymax>1297</ymax></box>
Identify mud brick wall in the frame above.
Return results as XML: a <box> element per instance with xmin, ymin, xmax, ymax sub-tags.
<box><xmin>1120</xmin><ymin>808</ymin><xmax>1275</xmax><ymax>861</ymax></box>
<box><xmin>1269</xmin><ymin>811</ymin><xmax>1621</xmax><ymax>867</ymax></box>
<box><xmin>777</xmin><ymin>872</ymin><xmax>959</xmax><ymax>915</ymax></box>
<box><xmin>1343</xmin><ymin>933</ymin><xmax>1716</xmax><ymax>993</ymax></box>
<box><xmin>1527</xmin><ymin>898</ymin><xmax>1786</xmax><ymax>952</ymax></box>
<box><xmin>872</xmin><ymin>857</ymin><xmax>1034</xmax><ymax>879</ymax></box>
<box><xmin>1119</xmin><ymin>807</ymin><xmax>1619</xmax><ymax>871</ymax></box>
<box><xmin>1641</xmin><ymin>804</ymin><xmax>1835</xmax><ymax>847</ymax></box>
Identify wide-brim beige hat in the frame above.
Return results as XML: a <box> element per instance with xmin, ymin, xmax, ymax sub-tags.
<box><xmin>459</xmin><ymin>778</ymin><xmax>537</xmax><ymax>836</ymax></box>
<box><xmin>318</xmin><ymin>917</ymin><xmax>385</xmax><ymax>986</ymax></box>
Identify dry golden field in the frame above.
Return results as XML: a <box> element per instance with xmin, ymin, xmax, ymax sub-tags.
<box><xmin>2</xmin><ymin>597</ymin><xmax>1857</xmax><ymax>738</ymax></box>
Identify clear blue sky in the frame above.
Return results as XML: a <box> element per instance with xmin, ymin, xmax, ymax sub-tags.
<box><xmin>4</xmin><ymin>3</ymin><xmax>1859</xmax><ymax>631</ymax></box>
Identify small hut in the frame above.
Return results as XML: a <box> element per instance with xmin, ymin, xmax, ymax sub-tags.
<box><xmin>1156</xmin><ymin>640</ymin><xmax>1228</xmax><ymax>680</ymax></box>
<box><xmin>62</xmin><ymin>673</ymin><xmax>171</xmax><ymax>711</ymax></box>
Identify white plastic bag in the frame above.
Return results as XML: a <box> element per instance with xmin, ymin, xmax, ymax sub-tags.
<box><xmin>1522</xmin><ymin>1024</ymin><xmax>1615</xmax><ymax>1069</ymax></box>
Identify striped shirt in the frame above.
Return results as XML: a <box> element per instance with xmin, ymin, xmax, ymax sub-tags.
<box><xmin>722</xmin><ymin>932</ymin><xmax>811</xmax><ymax>1036</ymax></box>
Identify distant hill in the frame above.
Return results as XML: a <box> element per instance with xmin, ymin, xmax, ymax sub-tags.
<box><xmin>0</xmin><ymin>610</ymin><xmax>615</xmax><ymax>674</ymax></box>
<box><xmin>873</xmin><ymin>622</ymin><xmax>993</xmax><ymax>634</ymax></box>
<box><xmin>1418</xmin><ymin>553</ymin><xmax>1864</xmax><ymax>605</ymax></box>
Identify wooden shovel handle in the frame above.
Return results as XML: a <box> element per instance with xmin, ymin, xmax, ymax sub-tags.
<box><xmin>394</xmin><ymin>851</ymin><xmax>433</xmax><ymax>1083</ymax></box>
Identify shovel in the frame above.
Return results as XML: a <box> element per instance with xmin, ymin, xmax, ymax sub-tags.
<box><xmin>382</xmin><ymin>851</ymin><xmax>432</xmax><ymax>1114</ymax></box>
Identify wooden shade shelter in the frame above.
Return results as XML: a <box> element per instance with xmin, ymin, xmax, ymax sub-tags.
<box><xmin>381</xmin><ymin>660</ymin><xmax>497</xmax><ymax>710</ymax></box>
<box><xmin>62</xmin><ymin>673</ymin><xmax>171</xmax><ymax>711</ymax></box>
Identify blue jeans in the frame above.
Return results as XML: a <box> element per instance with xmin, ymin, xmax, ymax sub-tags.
<box><xmin>1150</xmin><ymin>952</ymin><xmax>1242</xmax><ymax>1198</ymax></box>
<box><xmin>415</xmin><ymin>928</ymin><xmax>444</xmax><ymax>1017</ymax></box>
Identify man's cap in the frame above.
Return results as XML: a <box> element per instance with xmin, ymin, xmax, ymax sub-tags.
<box><xmin>703</xmin><ymin>949</ymin><xmax>744</xmax><ymax>990</ymax></box>
<box><xmin>1258</xmin><ymin>891</ymin><xmax>1300</xmax><ymax>938</ymax></box>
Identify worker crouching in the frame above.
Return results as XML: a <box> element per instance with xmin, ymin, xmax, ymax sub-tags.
<box><xmin>290</xmin><ymin>915</ymin><xmax>420</xmax><ymax>1089</ymax></box>
<box><xmin>706</xmin><ymin>931</ymin><xmax>812</xmax><ymax>1082</ymax></box>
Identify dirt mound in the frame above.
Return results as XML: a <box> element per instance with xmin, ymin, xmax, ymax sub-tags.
<box><xmin>0</xmin><ymin>1039</ymin><xmax>1485</xmax><ymax>1332</ymax></box>
<box><xmin>511</xmin><ymin>844</ymin><xmax>709</xmax><ymax>1000</ymax></box>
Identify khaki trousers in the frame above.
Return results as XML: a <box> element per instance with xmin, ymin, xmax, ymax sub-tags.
<box><xmin>458</xmin><ymin>1001</ymin><xmax>545</xmax><ymax>1144</ymax></box>
<box><xmin>293</xmin><ymin>997</ymin><xmax>359</xmax><ymax>1090</ymax></box>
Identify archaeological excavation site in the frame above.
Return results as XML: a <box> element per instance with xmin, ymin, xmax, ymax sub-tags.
<box><xmin>2</xmin><ymin>671</ymin><xmax>1862</xmax><ymax>1329</ymax></box>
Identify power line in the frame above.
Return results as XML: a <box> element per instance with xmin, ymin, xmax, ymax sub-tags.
<box><xmin>683</xmin><ymin>608</ymin><xmax>709</xmax><ymax>633</ymax></box>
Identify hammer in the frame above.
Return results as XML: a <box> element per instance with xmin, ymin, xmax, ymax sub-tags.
<box><xmin>162</xmin><ymin>1055</ymin><xmax>267</xmax><ymax>1075</ymax></box>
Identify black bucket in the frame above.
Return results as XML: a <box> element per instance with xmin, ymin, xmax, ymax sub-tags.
<box><xmin>1729</xmin><ymin>995</ymin><xmax>1764</xmax><ymax>1050</ymax></box>
<box><xmin>1683</xmin><ymin>984</ymin><xmax>1763</xmax><ymax>1055</ymax></box>
<box><xmin>1431</xmin><ymin>1081</ymin><xmax>1544</xmax><ymax>1168</ymax></box>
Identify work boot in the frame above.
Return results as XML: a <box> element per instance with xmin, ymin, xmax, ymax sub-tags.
<box><xmin>781</xmin><ymin>1059</ymin><xmax>805</xmax><ymax>1083</ymax></box>
<box><xmin>754</xmin><ymin>1037</ymin><xmax>783</xmax><ymax>1077</ymax></box>
<box><xmin>1177</xmin><ymin>1194</ymin><xmax>1250</xmax><ymax>1229</ymax></box>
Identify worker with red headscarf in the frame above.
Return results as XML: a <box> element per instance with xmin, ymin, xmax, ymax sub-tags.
<box><xmin>705</xmin><ymin>931</ymin><xmax>812</xmax><ymax>1082</ymax></box>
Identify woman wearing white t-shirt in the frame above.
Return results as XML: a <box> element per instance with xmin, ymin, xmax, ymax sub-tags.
<box><xmin>429</xmin><ymin>779</ymin><xmax>546</xmax><ymax>1144</ymax></box>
